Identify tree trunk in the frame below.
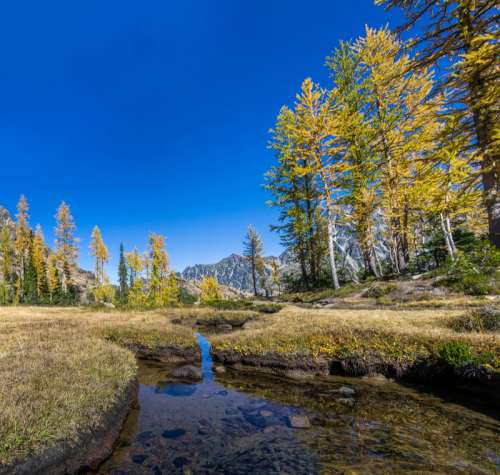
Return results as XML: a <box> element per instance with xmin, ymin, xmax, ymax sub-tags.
<box><xmin>374</xmin><ymin>248</ymin><xmax>383</xmax><ymax>277</ymax></box>
<box><xmin>472</xmin><ymin>89</ymin><xmax>500</xmax><ymax>248</ymax></box>
<box><xmin>460</xmin><ymin>8</ymin><xmax>500</xmax><ymax>248</ymax></box>
<box><xmin>362</xmin><ymin>243</ymin><xmax>380</xmax><ymax>278</ymax></box>
<box><xmin>251</xmin><ymin>258</ymin><xmax>257</xmax><ymax>296</ymax></box>
<box><xmin>440</xmin><ymin>212</ymin><xmax>457</xmax><ymax>260</ymax></box>
<box><xmin>326</xmin><ymin>206</ymin><xmax>340</xmax><ymax>290</ymax></box>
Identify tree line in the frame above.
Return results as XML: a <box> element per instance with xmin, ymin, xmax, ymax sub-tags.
<box><xmin>266</xmin><ymin>0</ymin><xmax>498</xmax><ymax>290</ymax></box>
<box><xmin>0</xmin><ymin>196</ymin><xmax>79</xmax><ymax>304</ymax></box>
<box><xmin>0</xmin><ymin>195</ymin><xmax>179</xmax><ymax>307</ymax></box>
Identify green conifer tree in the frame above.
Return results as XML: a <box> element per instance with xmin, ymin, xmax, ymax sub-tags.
<box><xmin>118</xmin><ymin>243</ymin><xmax>129</xmax><ymax>303</ymax></box>
<box><xmin>23</xmin><ymin>231</ymin><xmax>38</xmax><ymax>304</ymax></box>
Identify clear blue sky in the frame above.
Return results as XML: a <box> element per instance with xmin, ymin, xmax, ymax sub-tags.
<box><xmin>0</xmin><ymin>0</ymin><xmax>400</xmax><ymax>279</ymax></box>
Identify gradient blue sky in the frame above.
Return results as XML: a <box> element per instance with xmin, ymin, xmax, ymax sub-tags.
<box><xmin>0</xmin><ymin>0</ymin><xmax>401</xmax><ymax>279</ymax></box>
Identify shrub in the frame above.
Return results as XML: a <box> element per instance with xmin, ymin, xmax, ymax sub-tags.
<box><xmin>254</xmin><ymin>303</ymin><xmax>283</xmax><ymax>314</ymax></box>
<box><xmin>92</xmin><ymin>284</ymin><xmax>115</xmax><ymax>304</ymax></box>
<box><xmin>199</xmin><ymin>276</ymin><xmax>222</xmax><ymax>304</ymax></box>
<box><xmin>178</xmin><ymin>288</ymin><xmax>197</xmax><ymax>305</ymax></box>
<box><xmin>449</xmin><ymin>306</ymin><xmax>500</xmax><ymax>333</ymax></box>
<box><xmin>207</xmin><ymin>300</ymin><xmax>283</xmax><ymax>314</ymax></box>
<box><xmin>364</xmin><ymin>283</ymin><xmax>398</xmax><ymax>299</ymax></box>
<box><xmin>439</xmin><ymin>242</ymin><xmax>500</xmax><ymax>295</ymax></box>
<box><xmin>207</xmin><ymin>299</ymin><xmax>254</xmax><ymax>310</ymax></box>
<box><xmin>438</xmin><ymin>341</ymin><xmax>474</xmax><ymax>366</ymax></box>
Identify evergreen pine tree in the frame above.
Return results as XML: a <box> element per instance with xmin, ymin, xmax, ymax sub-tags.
<box><xmin>23</xmin><ymin>231</ymin><xmax>38</xmax><ymax>304</ymax></box>
<box><xmin>118</xmin><ymin>243</ymin><xmax>129</xmax><ymax>303</ymax></box>
<box><xmin>243</xmin><ymin>225</ymin><xmax>265</xmax><ymax>296</ymax></box>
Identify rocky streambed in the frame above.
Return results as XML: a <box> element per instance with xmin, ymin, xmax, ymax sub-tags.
<box><xmin>6</xmin><ymin>327</ymin><xmax>498</xmax><ymax>475</ymax></box>
<box><xmin>97</xmin><ymin>334</ymin><xmax>500</xmax><ymax>474</ymax></box>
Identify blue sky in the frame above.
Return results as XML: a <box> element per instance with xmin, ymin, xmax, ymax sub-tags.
<box><xmin>0</xmin><ymin>0</ymin><xmax>400</xmax><ymax>279</ymax></box>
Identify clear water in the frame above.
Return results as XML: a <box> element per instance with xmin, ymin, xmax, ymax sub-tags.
<box><xmin>99</xmin><ymin>334</ymin><xmax>500</xmax><ymax>474</ymax></box>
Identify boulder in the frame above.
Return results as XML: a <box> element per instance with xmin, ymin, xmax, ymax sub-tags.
<box><xmin>171</xmin><ymin>365</ymin><xmax>202</xmax><ymax>380</ymax></box>
<box><xmin>336</xmin><ymin>397</ymin><xmax>355</xmax><ymax>407</ymax></box>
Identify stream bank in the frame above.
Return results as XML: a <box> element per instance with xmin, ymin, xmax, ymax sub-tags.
<box><xmin>1</xmin><ymin>380</ymin><xmax>138</xmax><ymax>475</ymax></box>
<box><xmin>99</xmin><ymin>334</ymin><xmax>500</xmax><ymax>474</ymax></box>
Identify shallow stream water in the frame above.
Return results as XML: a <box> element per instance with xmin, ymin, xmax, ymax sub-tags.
<box><xmin>99</xmin><ymin>334</ymin><xmax>500</xmax><ymax>474</ymax></box>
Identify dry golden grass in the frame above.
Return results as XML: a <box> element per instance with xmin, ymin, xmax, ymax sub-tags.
<box><xmin>0</xmin><ymin>305</ymin><xmax>272</xmax><ymax>465</ymax></box>
<box><xmin>1</xmin><ymin>304</ymin><xmax>498</xmax><ymax>466</ymax></box>
<box><xmin>211</xmin><ymin>304</ymin><xmax>500</xmax><ymax>366</ymax></box>
<box><xmin>0</xmin><ymin>310</ymin><xmax>136</xmax><ymax>465</ymax></box>
<box><xmin>0</xmin><ymin>305</ymin><xmax>206</xmax><ymax>465</ymax></box>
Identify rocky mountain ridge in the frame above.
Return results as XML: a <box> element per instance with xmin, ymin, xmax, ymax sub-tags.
<box><xmin>180</xmin><ymin>251</ymin><xmax>291</xmax><ymax>293</ymax></box>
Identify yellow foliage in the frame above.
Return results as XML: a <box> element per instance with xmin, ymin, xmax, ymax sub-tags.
<box><xmin>200</xmin><ymin>276</ymin><xmax>222</xmax><ymax>304</ymax></box>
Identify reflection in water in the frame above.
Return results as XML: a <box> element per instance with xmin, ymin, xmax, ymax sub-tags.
<box><xmin>99</xmin><ymin>334</ymin><xmax>500</xmax><ymax>474</ymax></box>
<box><xmin>197</xmin><ymin>333</ymin><xmax>214</xmax><ymax>382</ymax></box>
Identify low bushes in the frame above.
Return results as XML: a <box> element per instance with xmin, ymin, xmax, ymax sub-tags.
<box><xmin>449</xmin><ymin>306</ymin><xmax>500</xmax><ymax>333</ymax></box>
<box><xmin>280</xmin><ymin>283</ymin><xmax>362</xmax><ymax>303</ymax></box>
<box><xmin>364</xmin><ymin>283</ymin><xmax>398</xmax><ymax>299</ymax></box>
<box><xmin>437</xmin><ymin>341</ymin><xmax>497</xmax><ymax>369</ymax></box>
<box><xmin>206</xmin><ymin>299</ymin><xmax>283</xmax><ymax>314</ymax></box>
<box><xmin>438</xmin><ymin>242</ymin><xmax>500</xmax><ymax>295</ymax></box>
<box><xmin>253</xmin><ymin>303</ymin><xmax>283</xmax><ymax>314</ymax></box>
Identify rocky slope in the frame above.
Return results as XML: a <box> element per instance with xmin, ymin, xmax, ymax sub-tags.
<box><xmin>177</xmin><ymin>277</ymin><xmax>245</xmax><ymax>300</ymax></box>
<box><xmin>180</xmin><ymin>252</ymin><xmax>292</xmax><ymax>294</ymax></box>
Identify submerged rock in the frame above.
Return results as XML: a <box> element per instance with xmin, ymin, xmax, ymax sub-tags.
<box><xmin>173</xmin><ymin>456</ymin><xmax>190</xmax><ymax>468</ymax></box>
<box><xmin>131</xmin><ymin>454</ymin><xmax>147</xmax><ymax>465</ymax></box>
<box><xmin>161</xmin><ymin>428</ymin><xmax>186</xmax><ymax>439</ymax></box>
<box><xmin>336</xmin><ymin>397</ymin><xmax>355</xmax><ymax>407</ymax></box>
<box><xmin>287</xmin><ymin>415</ymin><xmax>311</xmax><ymax>429</ymax></box>
<box><xmin>171</xmin><ymin>365</ymin><xmax>202</xmax><ymax>380</ymax></box>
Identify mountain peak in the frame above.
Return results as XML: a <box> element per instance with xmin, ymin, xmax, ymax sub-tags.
<box><xmin>180</xmin><ymin>252</ymin><xmax>290</xmax><ymax>293</ymax></box>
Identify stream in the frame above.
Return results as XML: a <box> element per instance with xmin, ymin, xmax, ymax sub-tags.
<box><xmin>99</xmin><ymin>334</ymin><xmax>500</xmax><ymax>474</ymax></box>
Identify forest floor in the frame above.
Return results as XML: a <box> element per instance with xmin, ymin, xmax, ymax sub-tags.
<box><xmin>0</xmin><ymin>301</ymin><xmax>498</xmax><ymax>469</ymax></box>
<box><xmin>278</xmin><ymin>274</ymin><xmax>497</xmax><ymax>308</ymax></box>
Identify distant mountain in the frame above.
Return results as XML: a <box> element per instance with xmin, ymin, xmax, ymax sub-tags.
<box><xmin>177</xmin><ymin>277</ymin><xmax>245</xmax><ymax>300</ymax></box>
<box><xmin>180</xmin><ymin>251</ymin><xmax>293</xmax><ymax>293</ymax></box>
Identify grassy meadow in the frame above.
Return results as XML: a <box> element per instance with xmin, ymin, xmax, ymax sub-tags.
<box><xmin>0</xmin><ymin>306</ymin><xmax>197</xmax><ymax>465</ymax></box>
<box><xmin>0</xmin><ymin>302</ymin><xmax>498</xmax><ymax>466</ymax></box>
